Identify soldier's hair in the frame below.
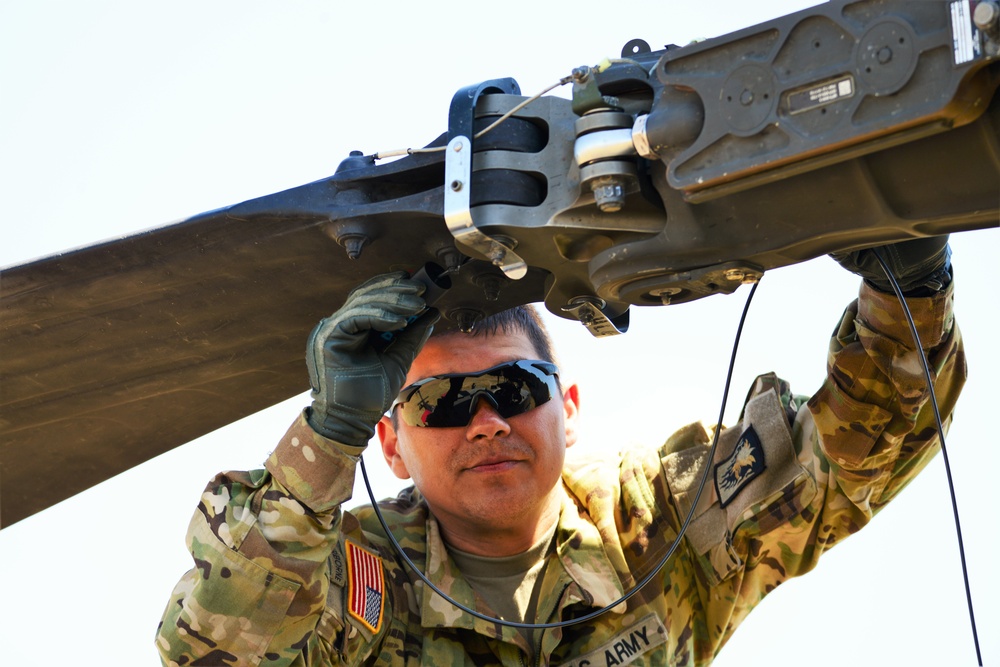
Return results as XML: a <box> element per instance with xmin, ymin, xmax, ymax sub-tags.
<box><xmin>389</xmin><ymin>306</ymin><xmax>558</xmax><ymax>430</ymax></box>
<box><xmin>431</xmin><ymin>305</ymin><xmax>556</xmax><ymax>364</ymax></box>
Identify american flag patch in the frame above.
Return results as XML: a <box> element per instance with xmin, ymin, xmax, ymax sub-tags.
<box><xmin>346</xmin><ymin>541</ymin><xmax>384</xmax><ymax>633</ymax></box>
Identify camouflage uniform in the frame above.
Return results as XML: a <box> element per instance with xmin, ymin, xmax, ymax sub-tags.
<box><xmin>156</xmin><ymin>283</ymin><xmax>965</xmax><ymax>666</ymax></box>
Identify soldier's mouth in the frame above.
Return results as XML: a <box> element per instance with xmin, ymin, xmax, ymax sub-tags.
<box><xmin>465</xmin><ymin>458</ymin><xmax>522</xmax><ymax>473</ymax></box>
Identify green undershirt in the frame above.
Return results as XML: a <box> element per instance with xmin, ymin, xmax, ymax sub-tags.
<box><xmin>447</xmin><ymin>521</ymin><xmax>558</xmax><ymax>655</ymax></box>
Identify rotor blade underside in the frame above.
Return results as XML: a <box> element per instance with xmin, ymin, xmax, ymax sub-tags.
<box><xmin>2</xmin><ymin>205</ymin><xmax>379</xmax><ymax>527</ymax></box>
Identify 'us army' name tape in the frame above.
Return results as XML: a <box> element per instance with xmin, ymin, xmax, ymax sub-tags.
<box><xmin>558</xmin><ymin>613</ymin><xmax>667</xmax><ymax>667</ymax></box>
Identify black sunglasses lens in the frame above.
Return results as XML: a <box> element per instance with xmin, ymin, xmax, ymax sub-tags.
<box><xmin>394</xmin><ymin>361</ymin><xmax>558</xmax><ymax>428</ymax></box>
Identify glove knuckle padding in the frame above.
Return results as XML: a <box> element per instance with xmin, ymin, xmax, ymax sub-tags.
<box><xmin>832</xmin><ymin>235</ymin><xmax>950</xmax><ymax>294</ymax></box>
<box><xmin>331</xmin><ymin>365</ymin><xmax>390</xmax><ymax>420</ymax></box>
<box><xmin>306</xmin><ymin>318</ymin><xmax>336</xmax><ymax>393</ymax></box>
<box><xmin>347</xmin><ymin>271</ymin><xmax>409</xmax><ymax>298</ymax></box>
<box><xmin>304</xmin><ymin>271</ymin><xmax>436</xmax><ymax>445</ymax></box>
<box><xmin>337</xmin><ymin>301</ymin><xmax>422</xmax><ymax>337</ymax></box>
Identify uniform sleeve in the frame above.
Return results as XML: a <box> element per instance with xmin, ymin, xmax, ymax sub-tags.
<box><xmin>155</xmin><ymin>411</ymin><xmax>366</xmax><ymax>666</ymax></box>
<box><xmin>806</xmin><ymin>281</ymin><xmax>963</xmax><ymax>514</ymax></box>
<box><xmin>671</xmin><ymin>281</ymin><xmax>965</xmax><ymax>661</ymax></box>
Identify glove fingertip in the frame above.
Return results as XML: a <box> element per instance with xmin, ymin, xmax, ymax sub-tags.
<box><xmin>386</xmin><ymin>309</ymin><xmax>439</xmax><ymax>359</ymax></box>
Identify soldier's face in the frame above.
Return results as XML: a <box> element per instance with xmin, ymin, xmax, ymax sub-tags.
<box><xmin>377</xmin><ymin>331</ymin><xmax>579</xmax><ymax>551</ymax></box>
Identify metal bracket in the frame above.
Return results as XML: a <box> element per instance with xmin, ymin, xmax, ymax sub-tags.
<box><xmin>444</xmin><ymin>136</ymin><xmax>527</xmax><ymax>279</ymax></box>
<box><xmin>560</xmin><ymin>297</ymin><xmax>629</xmax><ymax>337</ymax></box>
<box><xmin>443</xmin><ymin>78</ymin><xmax>529</xmax><ymax>280</ymax></box>
<box><xmin>448</xmin><ymin>78</ymin><xmax>521</xmax><ymax>140</ymax></box>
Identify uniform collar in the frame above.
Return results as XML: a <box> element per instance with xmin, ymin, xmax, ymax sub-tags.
<box><xmin>418</xmin><ymin>483</ymin><xmax>626</xmax><ymax>635</ymax></box>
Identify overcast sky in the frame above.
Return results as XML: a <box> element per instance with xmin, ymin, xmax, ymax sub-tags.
<box><xmin>1</xmin><ymin>1</ymin><xmax>996</xmax><ymax>665</ymax></box>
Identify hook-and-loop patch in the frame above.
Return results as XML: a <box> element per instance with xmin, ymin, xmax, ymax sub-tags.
<box><xmin>346</xmin><ymin>541</ymin><xmax>385</xmax><ymax>634</ymax></box>
<box><xmin>714</xmin><ymin>425</ymin><xmax>766</xmax><ymax>508</ymax></box>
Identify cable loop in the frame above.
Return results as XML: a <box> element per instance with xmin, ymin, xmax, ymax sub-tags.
<box><xmin>371</xmin><ymin>74</ymin><xmax>575</xmax><ymax>161</ymax></box>
<box><xmin>871</xmin><ymin>249</ymin><xmax>982</xmax><ymax>666</ymax></box>
<box><xmin>360</xmin><ymin>280</ymin><xmax>760</xmax><ymax>629</ymax></box>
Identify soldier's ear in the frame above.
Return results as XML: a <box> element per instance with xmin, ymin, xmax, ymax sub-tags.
<box><xmin>562</xmin><ymin>383</ymin><xmax>580</xmax><ymax>448</ymax></box>
<box><xmin>377</xmin><ymin>416</ymin><xmax>412</xmax><ymax>480</ymax></box>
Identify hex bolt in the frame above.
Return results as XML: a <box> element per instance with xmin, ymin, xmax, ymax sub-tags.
<box><xmin>341</xmin><ymin>234</ymin><xmax>369</xmax><ymax>260</ymax></box>
<box><xmin>649</xmin><ymin>286</ymin><xmax>682</xmax><ymax>305</ymax></box>
<box><xmin>590</xmin><ymin>177</ymin><xmax>626</xmax><ymax>213</ymax></box>
<box><xmin>436</xmin><ymin>247</ymin><xmax>462</xmax><ymax>272</ymax></box>
<box><xmin>974</xmin><ymin>1</ymin><xmax>999</xmax><ymax>31</ymax></box>
<box><xmin>452</xmin><ymin>309</ymin><xmax>483</xmax><ymax>334</ymax></box>
<box><xmin>474</xmin><ymin>275</ymin><xmax>503</xmax><ymax>302</ymax></box>
<box><xmin>724</xmin><ymin>268</ymin><xmax>746</xmax><ymax>282</ymax></box>
<box><xmin>486</xmin><ymin>236</ymin><xmax>517</xmax><ymax>266</ymax></box>
<box><xmin>564</xmin><ymin>296</ymin><xmax>606</xmax><ymax>325</ymax></box>
<box><xmin>728</xmin><ymin>269</ymin><xmax>762</xmax><ymax>285</ymax></box>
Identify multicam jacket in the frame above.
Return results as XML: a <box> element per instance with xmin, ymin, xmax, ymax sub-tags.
<box><xmin>156</xmin><ymin>283</ymin><xmax>965</xmax><ymax>666</ymax></box>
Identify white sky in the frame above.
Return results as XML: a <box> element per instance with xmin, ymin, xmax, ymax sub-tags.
<box><xmin>0</xmin><ymin>1</ymin><xmax>996</xmax><ymax>665</ymax></box>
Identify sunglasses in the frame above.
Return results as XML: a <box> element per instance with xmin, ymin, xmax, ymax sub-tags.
<box><xmin>390</xmin><ymin>359</ymin><xmax>560</xmax><ymax>428</ymax></box>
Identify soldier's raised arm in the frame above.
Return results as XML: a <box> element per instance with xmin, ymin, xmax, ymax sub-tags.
<box><xmin>156</xmin><ymin>272</ymin><xmax>437</xmax><ymax>666</ymax></box>
<box><xmin>690</xmin><ymin>236</ymin><xmax>964</xmax><ymax>660</ymax></box>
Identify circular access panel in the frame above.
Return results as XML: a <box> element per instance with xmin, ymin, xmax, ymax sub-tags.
<box><xmin>720</xmin><ymin>63</ymin><xmax>777</xmax><ymax>134</ymax></box>
<box><xmin>856</xmin><ymin>19</ymin><xmax>917</xmax><ymax>95</ymax></box>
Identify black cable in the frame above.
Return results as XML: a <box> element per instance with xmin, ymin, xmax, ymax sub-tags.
<box><xmin>871</xmin><ymin>250</ymin><xmax>982</xmax><ymax>666</ymax></box>
<box><xmin>359</xmin><ymin>280</ymin><xmax>760</xmax><ymax>629</ymax></box>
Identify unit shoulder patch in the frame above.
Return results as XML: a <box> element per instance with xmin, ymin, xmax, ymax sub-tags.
<box><xmin>715</xmin><ymin>425</ymin><xmax>767</xmax><ymax>508</ymax></box>
<box><xmin>345</xmin><ymin>541</ymin><xmax>385</xmax><ymax>634</ymax></box>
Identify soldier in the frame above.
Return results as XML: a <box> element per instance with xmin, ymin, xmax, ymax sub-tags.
<box><xmin>156</xmin><ymin>237</ymin><xmax>963</xmax><ymax>666</ymax></box>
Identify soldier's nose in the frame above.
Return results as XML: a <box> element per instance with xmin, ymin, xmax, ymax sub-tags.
<box><xmin>466</xmin><ymin>397</ymin><xmax>510</xmax><ymax>440</ymax></box>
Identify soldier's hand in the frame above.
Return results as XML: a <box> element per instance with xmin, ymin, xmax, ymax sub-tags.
<box><xmin>306</xmin><ymin>272</ymin><xmax>439</xmax><ymax>446</ymax></box>
<box><xmin>831</xmin><ymin>235</ymin><xmax>952</xmax><ymax>296</ymax></box>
